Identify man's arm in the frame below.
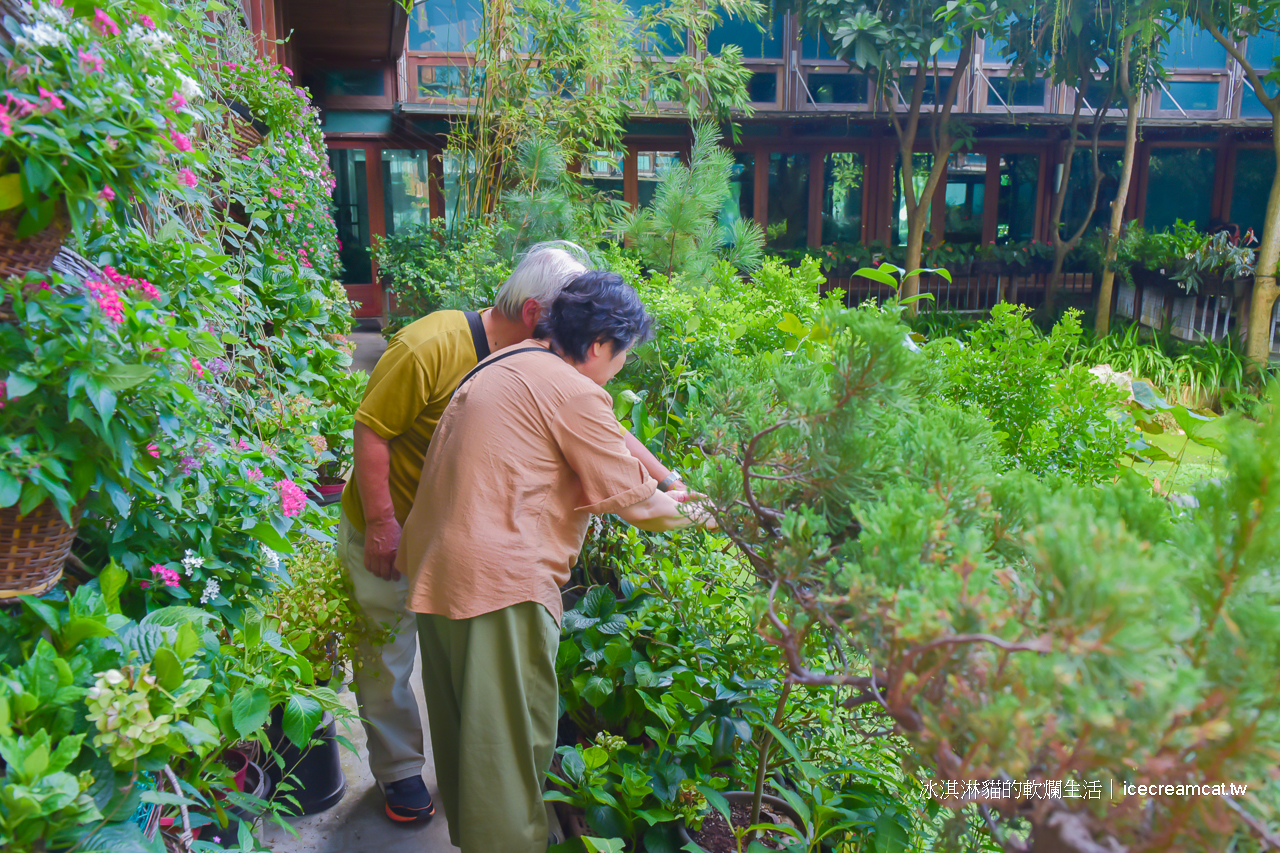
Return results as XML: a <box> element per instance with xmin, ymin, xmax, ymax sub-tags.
<box><xmin>622</xmin><ymin>431</ymin><xmax>685</xmax><ymax>492</ymax></box>
<box><xmin>354</xmin><ymin>422</ymin><xmax>402</xmax><ymax>581</ymax></box>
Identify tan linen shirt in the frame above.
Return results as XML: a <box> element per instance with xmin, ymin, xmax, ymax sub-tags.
<box><xmin>398</xmin><ymin>342</ymin><xmax>656</xmax><ymax>625</ymax></box>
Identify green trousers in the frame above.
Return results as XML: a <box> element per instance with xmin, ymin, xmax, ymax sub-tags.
<box><xmin>416</xmin><ymin>602</ymin><xmax>560</xmax><ymax>853</ymax></box>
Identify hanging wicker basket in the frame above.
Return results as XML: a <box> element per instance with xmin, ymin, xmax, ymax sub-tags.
<box><xmin>0</xmin><ymin>205</ymin><xmax>70</xmax><ymax>280</ymax></box>
<box><xmin>0</xmin><ymin>500</ymin><xmax>81</xmax><ymax>599</ymax></box>
<box><xmin>223</xmin><ymin>103</ymin><xmax>266</xmax><ymax>160</ymax></box>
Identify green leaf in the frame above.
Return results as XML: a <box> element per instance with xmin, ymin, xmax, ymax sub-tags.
<box><xmin>580</xmin><ymin>586</ymin><xmax>616</xmax><ymax>619</ymax></box>
<box><xmin>1131</xmin><ymin>379</ymin><xmax>1171</xmax><ymax>410</ymax></box>
<box><xmin>100</xmin><ymin>364</ymin><xmax>156</xmax><ymax>391</ymax></box>
<box><xmin>250</xmin><ymin>520</ymin><xmax>293</xmax><ymax>552</ymax></box>
<box><xmin>152</xmin><ymin>647</ymin><xmax>184</xmax><ymax>692</ymax></box>
<box><xmin>99</xmin><ymin>562</ymin><xmax>127</xmax><ymax>614</ymax></box>
<box><xmin>581</xmin><ymin>675</ymin><xmax>614</xmax><ymax>708</ymax></box>
<box><xmin>281</xmin><ymin>693</ymin><xmax>323</xmax><ymax>748</ymax></box>
<box><xmin>874</xmin><ymin>811</ymin><xmax>909</xmax><ymax>853</ymax></box>
<box><xmin>776</xmin><ymin>312</ymin><xmax>809</xmax><ymax>337</ymax></box>
<box><xmin>5</xmin><ymin>372</ymin><xmax>37</xmax><ymax>398</ymax></box>
<box><xmin>0</xmin><ymin>471</ymin><xmax>20</xmax><ymax>508</ymax></box>
<box><xmin>59</xmin><ymin>616</ymin><xmax>114</xmax><ymax>651</ymax></box>
<box><xmin>0</xmin><ymin>173</ymin><xmax>22</xmax><ymax>210</ymax></box>
<box><xmin>231</xmin><ymin>687</ymin><xmax>270</xmax><ymax>738</ymax></box>
<box><xmin>141</xmin><ymin>606</ymin><xmax>218</xmax><ymax>628</ymax></box>
<box><xmin>853</xmin><ymin>266</ymin><xmax>900</xmax><ymax>288</ymax></box>
<box><xmin>697</xmin><ymin>785</ymin><xmax>733</xmax><ymax>827</ymax></box>
<box><xmin>174</xmin><ymin>622</ymin><xmax>200</xmax><ymax>661</ymax></box>
<box><xmin>583</xmin><ymin>838</ymin><xmax>626</xmax><ymax>853</ymax></box>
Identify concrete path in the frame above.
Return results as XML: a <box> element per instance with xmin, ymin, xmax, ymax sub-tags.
<box><xmin>261</xmin><ymin>655</ymin><xmax>460</xmax><ymax>853</ymax></box>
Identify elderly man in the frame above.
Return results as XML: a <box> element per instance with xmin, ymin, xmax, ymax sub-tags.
<box><xmin>337</xmin><ymin>242</ymin><xmax>685</xmax><ymax>824</ymax></box>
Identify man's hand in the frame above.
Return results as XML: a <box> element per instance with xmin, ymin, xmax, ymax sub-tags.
<box><xmin>364</xmin><ymin>516</ymin><xmax>403</xmax><ymax>581</ymax></box>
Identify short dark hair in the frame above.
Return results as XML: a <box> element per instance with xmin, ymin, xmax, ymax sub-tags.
<box><xmin>536</xmin><ymin>270</ymin><xmax>654</xmax><ymax>363</ymax></box>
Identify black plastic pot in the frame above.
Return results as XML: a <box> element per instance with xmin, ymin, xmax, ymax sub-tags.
<box><xmin>677</xmin><ymin>791</ymin><xmax>805</xmax><ymax>852</ymax></box>
<box><xmin>265</xmin><ymin>708</ymin><xmax>347</xmax><ymax>815</ymax></box>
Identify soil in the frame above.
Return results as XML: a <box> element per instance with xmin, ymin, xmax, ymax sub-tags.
<box><xmin>690</xmin><ymin>800</ymin><xmax>797</xmax><ymax>852</ymax></box>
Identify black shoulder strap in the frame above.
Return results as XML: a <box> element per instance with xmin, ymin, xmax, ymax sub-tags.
<box><xmin>464</xmin><ymin>310</ymin><xmax>490</xmax><ymax>362</ymax></box>
<box><xmin>454</xmin><ymin>346</ymin><xmax>561</xmax><ymax>395</ymax></box>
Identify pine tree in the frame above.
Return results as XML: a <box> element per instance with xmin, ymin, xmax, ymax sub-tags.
<box><xmin>614</xmin><ymin>123</ymin><xmax>764</xmax><ymax>283</ymax></box>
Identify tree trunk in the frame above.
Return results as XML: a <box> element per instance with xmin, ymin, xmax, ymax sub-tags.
<box><xmin>1095</xmin><ymin>92</ymin><xmax>1140</xmax><ymax>337</ymax></box>
<box><xmin>1245</xmin><ymin>113</ymin><xmax>1280</xmax><ymax>370</ymax></box>
<box><xmin>903</xmin><ymin>217</ymin><xmax>927</xmax><ymax>308</ymax></box>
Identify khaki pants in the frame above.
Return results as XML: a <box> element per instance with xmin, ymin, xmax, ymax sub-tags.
<box><xmin>416</xmin><ymin>602</ymin><xmax>560</xmax><ymax>853</ymax></box>
<box><xmin>337</xmin><ymin>510</ymin><xmax>426</xmax><ymax>785</ymax></box>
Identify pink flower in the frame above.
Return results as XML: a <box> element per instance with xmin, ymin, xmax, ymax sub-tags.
<box><xmin>150</xmin><ymin>564</ymin><xmax>180</xmax><ymax>587</ymax></box>
<box><xmin>37</xmin><ymin>87</ymin><xmax>65</xmax><ymax>112</ymax></box>
<box><xmin>146</xmin><ymin>443</ymin><xmax>159</xmax><ymax>458</ymax></box>
<box><xmin>92</xmin><ymin>8</ymin><xmax>120</xmax><ymax>36</ymax></box>
<box><xmin>139</xmin><ymin>580</ymin><xmax>151</xmax><ymax>590</ymax></box>
<box><xmin>78</xmin><ymin>49</ymin><xmax>104</xmax><ymax>73</ymax></box>
<box><xmin>98</xmin><ymin>185</ymin><xmax>115</xmax><ymax>202</ymax></box>
<box><xmin>282</xmin><ymin>66</ymin><xmax>293</xmax><ymax>77</ymax></box>
<box><xmin>168</xmin><ymin>90</ymin><xmax>187</xmax><ymax>110</ymax></box>
<box><xmin>85</xmin><ymin>279</ymin><xmax>125</xmax><ymax>324</ymax></box>
<box><xmin>177</xmin><ymin>168</ymin><xmax>198</xmax><ymax>188</ymax></box>
<box><xmin>0</xmin><ymin>380</ymin><xmax>6</xmax><ymax>410</ymax></box>
<box><xmin>237</xmin><ymin>438</ymin><xmax>250</xmax><ymax>451</ymax></box>
<box><xmin>247</xmin><ymin>467</ymin><xmax>263</xmax><ymax>481</ymax></box>
<box><xmin>190</xmin><ymin>357</ymin><xmax>204</xmax><ymax>379</ymax></box>
<box><xmin>170</xmin><ymin>130</ymin><xmax>193</xmax><ymax>153</ymax></box>
<box><xmin>139</xmin><ymin>14</ymin><xmax>155</xmax><ymax>29</ymax></box>
<box><xmin>0</xmin><ymin>110</ymin><xmax>11</xmax><ymax>137</ymax></box>
<box><xmin>276</xmin><ymin>479</ymin><xmax>306</xmax><ymax>517</ymax></box>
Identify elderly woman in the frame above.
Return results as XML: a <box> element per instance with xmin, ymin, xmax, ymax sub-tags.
<box><xmin>396</xmin><ymin>271</ymin><xmax>705</xmax><ymax>852</ymax></box>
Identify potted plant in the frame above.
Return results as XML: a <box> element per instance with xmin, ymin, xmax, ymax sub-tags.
<box><xmin>0</xmin><ymin>1</ymin><xmax>202</xmax><ymax>275</ymax></box>
<box><xmin>0</xmin><ymin>273</ymin><xmax>194</xmax><ymax>595</ymax></box>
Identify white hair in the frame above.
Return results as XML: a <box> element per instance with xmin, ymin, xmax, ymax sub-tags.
<box><xmin>494</xmin><ymin>241</ymin><xmax>590</xmax><ymax>321</ymax></box>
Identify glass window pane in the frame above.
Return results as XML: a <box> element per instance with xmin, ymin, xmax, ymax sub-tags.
<box><xmin>988</xmin><ymin>76</ymin><xmax>1046</xmax><ymax>107</ymax></box>
<box><xmin>808</xmin><ymin>72</ymin><xmax>867</xmax><ymax>104</ymax></box>
<box><xmin>1246</xmin><ymin>30</ymin><xmax>1280</xmax><ymax>72</ymax></box>
<box><xmin>983</xmin><ymin>36</ymin><xmax>1009</xmax><ymax>64</ymax></box>
<box><xmin>382</xmin><ymin>150</ymin><xmax>433</xmax><ymax>238</ymax></box>
<box><xmin>1241</xmin><ymin>79</ymin><xmax>1277</xmax><ymax>117</ymax></box>
<box><xmin>1062</xmin><ymin>149</ymin><xmax>1125</xmax><ymax>235</ymax></box>
<box><xmin>822</xmin><ymin>152</ymin><xmax>863</xmax><ymax>245</ymax></box>
<box><xmin>1145</xmin><ymin>148</ymin><xmax>1216</xmax><ymax>231</ymax></box>
<box><xmin>1231</xmin><ymin>148</ymin><xmax>1276</xmax><ymax>240</ymax></box>
<box><xmin>409</xmin><ymin>0</ymin><xmax>483</xmax><ymax>52</ymax></box>
<box><xmin>997</xmin><ymin>153</ymin><xmax>1039</xmax><ymax>243</ymax></box>
<box><xmin>441</xmin><ymin>151</ymin><xmax>476</xmax><ymax>227</ymax></box>
<box><xmin>322</xmin><ymin>69</ymin><xmax>385</xmax><ymax>97</ymax></box>
<box><xmin>748</xmin><ymin>71</ymin><xmax>778</xmax><ymax>103</ymax></box>
<box><xmin>801</xmin><ymin>28</ymin><xmax>834</xmax><ymax>60</ymax></box>
<box><xmin>416</xmin><ymin>63</ymin><xmax>475</xmax><ymax>99</ymax></box>
<box><xmin>767</xmin><ymin>153</ymin><xmax>811</xmax><ymax>250</ymax></box>
<box><xmin>1164</xmin><ymin>80</ymin><xmax>1219</xmax><ymax>111</ymax></box>
<box><xmin>1162</xmin><ymin>20</ymin><xmax>1227</xmax><ymax>69</ymax></box>
<box><xmin>638</xmin><ymin>150</ymin><xmax>682</xmax><ymax>208</ymax></box>
<box><xmin>710</xmin><ymin>15</ymin><xmax>782</xmax><ymax>59</ymax></box>
<box><xmin>920</xmin><ymin>75</ymin><xmax>954</xmax><ymax>106</ymax></box>
<box><xmin>329</xmin><ymin>149</ymin><xmax>372</xmax><ymax>284</ymax></box>
<box><xmin>719</xmin><ymin>152</ymin><xmax>755</xmax><ymax>231</ymax></box>
<box><xmin>891</xmin><ymin>153</ymin><xmax>934</xmax><ymax>245</ymax></box>
<box><xmin>582</xmin><ymin>151</ymin><xmax>625</xmax><ymax>200</ymax></box>
<box><xmin>943</xmin><ymin>152</ymin><xmax>985</xmax><ymax>244</ymax></box>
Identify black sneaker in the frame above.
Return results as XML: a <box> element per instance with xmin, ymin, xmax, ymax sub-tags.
<box><xmin>383</xmin><ymin>776</ymin><xmax>435</xmax><ymax>824</ymax></box>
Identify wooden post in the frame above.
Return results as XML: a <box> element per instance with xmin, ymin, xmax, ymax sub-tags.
<box><xmin>364</xmin><ymin>146</ymin><xmax>387</xmax><ymax>317</ymax></box>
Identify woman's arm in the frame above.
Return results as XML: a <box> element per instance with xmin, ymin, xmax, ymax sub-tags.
<box><xmin>615</xmin><ymin>489</ymin><xmax>713</xmax><ymax>532</ymax></box>
<box><xmin>621</xmin><ymin>431</ymin><xmax>685</xmax><ymax>492</ymax></box>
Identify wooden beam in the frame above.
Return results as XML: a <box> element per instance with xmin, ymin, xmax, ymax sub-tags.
<box><xmin>624</xmin><ymin>146</ymin><xmax>639</xmax><ymax>209</ymax></box>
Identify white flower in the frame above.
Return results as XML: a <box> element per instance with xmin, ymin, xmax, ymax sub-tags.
<box><xmin>181</xmin><ymin>549</ymin><xmax>205</xmax><ymax>576</ymax></box>
<box><xmin>260</xmin><ymin>547</ymin><xmax>279</xmax><ymax>570</ymax></box>
<box><xmin>17</xmin><ymin>20</ymin><xmax>69</xmax><ymax>49</ymax></box>
<box><xmin>34</xmin><ymin>3</ymin><xmax>69</xmax><ymax>26</ymax></box>
<box><xmin>177</xmin><ymin>73</ymin><xmax>203</xmax><ymax>102</ymax></box>
<box><xmin>229</xmin><ymin>283</ymin><xmax>243</xmax><ymax>298</ymax></box>
<box><xmin>199</xmin><ymin>577</ymin><xmax>221</xmax><ymax>605</ymax></box>
<box><xmin>145</xmin><ymin>75</ymin><xmax>165</xmax><ymax>93</ymax></box>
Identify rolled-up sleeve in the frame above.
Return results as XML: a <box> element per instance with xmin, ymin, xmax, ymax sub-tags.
<box><xmin>549</xmin><ymin>391</ymin><xmax>656</xmax><ymax>514</ymax></box>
